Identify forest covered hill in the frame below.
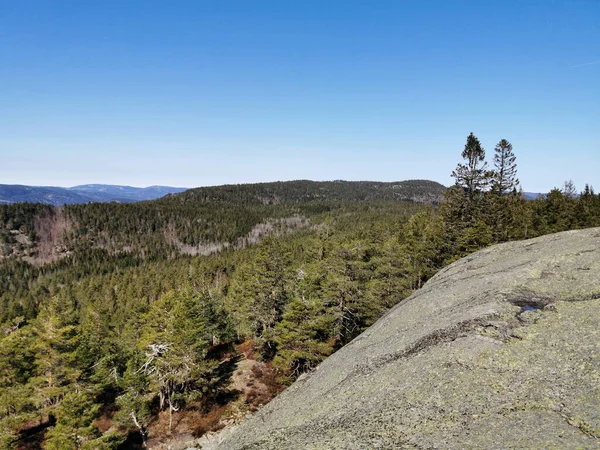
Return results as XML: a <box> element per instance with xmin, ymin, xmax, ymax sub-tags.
<box><xmin>171</xmin><ymin>179</ymin><xmax>446</xmax><ymax>205</ymax></box>
<box><xmin>0</xmin><ymin>179</ymin><xmax>445</xmax><ymax>267</ymax></box>
<box><xmin>0</xmin><ymin>147</ymin><xmax>599</xmax><ymax>449</ymax></box>
<box><xmin>0</xmin><ymin>180</ymin><xmax>437</xmax><ymax>449</ymax></box>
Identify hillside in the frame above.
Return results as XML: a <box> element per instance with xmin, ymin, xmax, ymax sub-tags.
<box><xmin>172</xmin><ymin>179</ymin><xmax>446</xmax><ymax>205</ymax></box>
<box><xmin>0</xmin><ymin>189</ymin><xmax>433</xmax><ymax>449</ymax></box>
<box><xmin>207</xmin><ymin>228</ymin><xmax>600</xmax><ymax>449</ymax></box>
<box><xmin>0</xmin><ymin>184</ymin><xmax>188</xmax><ymax>205</ymax></box>
<box><xmin>0</xmin><ymin>179</ymin><xmax>444</xmax><ymax>265</ymax></box>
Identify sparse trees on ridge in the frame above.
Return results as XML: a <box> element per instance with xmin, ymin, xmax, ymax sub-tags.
<box><xmin>444</xmin><ymin>133</ymin><xmax>526</xmax><ymax>253</ymax></box>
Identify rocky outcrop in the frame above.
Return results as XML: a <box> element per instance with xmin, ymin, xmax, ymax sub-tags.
<box><xmin>207</xmin><ymin>228</ymin><xmax>600</xmax><ymax>449</ymax></box>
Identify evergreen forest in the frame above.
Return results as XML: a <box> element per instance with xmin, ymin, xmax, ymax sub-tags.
<box><xmin>1</xmin><ymin>136</ymin><xmax>599</xmax><ymax>449</ymax></box>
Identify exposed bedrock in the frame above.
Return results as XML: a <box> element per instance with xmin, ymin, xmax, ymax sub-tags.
<box><xmin>205</xmin><ymin>228</ymin><xmax>600</xmax><ymax>449</ymax></box>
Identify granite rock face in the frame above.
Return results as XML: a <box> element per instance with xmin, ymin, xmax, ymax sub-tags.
<box><xmin>209</xmin><ymin>228</ymin><xmax>600</xmax><ymax>449</ymax></box>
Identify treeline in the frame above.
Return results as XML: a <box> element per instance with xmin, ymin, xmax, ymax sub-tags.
<box><xmin>0</xmin><ymin>137</ymin><xmax>599</xmax><ymax>449</ymax></box>
<box><xmin>440</xmin><ymin>133</ymin><xmax>600</xmax><ymax>259</ymax></box>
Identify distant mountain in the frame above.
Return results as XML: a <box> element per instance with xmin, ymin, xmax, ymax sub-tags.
<box><xmin>0</xmin><ymin>184</ymin><xmax>188</xmax><ymax>205</ymax></box>
<box><xmin>69</xmin><ymin>184</ymin><xmax>189</xmax><ymax>202</ymax></box>
<box><xmin>523</xmin><ymin>192</ymin><xmax>544</xmax><ymax>200</ymax></box>
<box><xmin>0</xmin><ymin>185</ymin><xmax>99</xmax><ymax>205</ymax></box>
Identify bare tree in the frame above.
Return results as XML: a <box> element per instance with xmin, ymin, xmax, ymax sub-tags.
<box><xmin>562</xmin><ymin>179</ymin><xmax>577</xmax><ymax>199</ymax></box>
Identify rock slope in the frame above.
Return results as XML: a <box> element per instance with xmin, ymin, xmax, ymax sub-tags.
<box><xmin>208</xmin><ymin>228</ymin><xmax>600</xmax><ymax>449</ymax></box>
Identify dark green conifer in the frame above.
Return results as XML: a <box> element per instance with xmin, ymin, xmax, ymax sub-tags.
<box><xmin>273</xmin><ymin>297</ymin><xmax>334</xmax><ymax>380</ymax></box>
<box><xmin>451</xmin><ymin>133</ymin><xmax>492</xmax><ymax>200</ymax></box>
<box><xmin>492</xmin><ymin>139</ymin><xmax>519</xmax><ymax>194</ymax></box>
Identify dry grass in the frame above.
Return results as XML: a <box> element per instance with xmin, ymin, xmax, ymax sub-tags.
<box><xmin>95</xmin><ymin>412</ymin><xmax>113</xmax><ymax>433</ymax></box>
<box><xmin>245</xmin><ymin>362</ymin><xmax>285</xmax><ymax>412</ymax></box>
<box><xmin>190</xmin><ymin>405</ymin><xmax>228</xmax><ymax>437</ymax></box>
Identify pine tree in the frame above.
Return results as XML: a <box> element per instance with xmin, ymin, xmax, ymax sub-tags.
<box><xmin>135</xmin><ymin>289</ymin><xmax>233</xmax><ymax>433</ymax></box>
<box><xmin>0</xmin><ymin>324</ymin><xmax>37</xmax><ymax>450</ymax></box>
<box><xmin>273</xmin><ymin>297</ymin><xmax>334</xmax><ymax>380</ymax></box>
<box><xmin>318</xmin><ymin>243</ymin><xmax>371</xmax><ymax>347</ymax></box>
<box><xmin>575</xmin><ymin>184</ymin><xmax>600</xmax><ymax>228</ymax></box>
<box><xmin>451</xmin><ymin>133</ymin><xmax>492</xmax><ymax>200</ymax></box>
<box><xmin>493</xmin><ymin>139</ymin><xmax>519</xmax><ymax>194</ymax></box>
<box><xmin>543</xmin><ymin>188</ymin><xmax>575</xmax><ymax>232</ymax></box>
<box><xmin>562</xmin><ymin>179</ymin><xmax>577</xmax><ymax>199</ymax></box>
<box><xmin>225</xmin><ymin>242</ymin><xmax>292</xmax><ymax>347</ymax></box>
<box><xmin>114</xmin><ymin>355</ymin><xmax>153</xmax><ymax>448</ymax></box>
<box><xmin>43</xmin><ymin>391</ymin><xmax>101</xmax><ymax>450</ymax></box>
<box><xmin>457</xmin><ymin>220</ymin><xmax>494</xmax><ymax>255</ymax></box>
<box><xmin>45</xmin><ymin>390</ymin><xmax>124</xmax><ymax>450</ymax></box>
<box><xmin>498</xmin><ymin>189</ymin><xmax>531</xmax><ymax>241</ymax></box>
<box><xmin>364</xmin><ymin>237</ymin><xmax>411</xmax><ymax>312</ymax></box>
<box><xmin>29</xmin><ymin>297</ymin><xmax>81</xmax><ymax>413</ymax></box>
<box><xmin>445</xmin><ymin>134</ymin><xmax>496</xmax><ymax>253</ymax></box>
<box><xmin>401</xmin><ymin>211</ymin><xmax>445</xmax><ymax>290</ymax></box>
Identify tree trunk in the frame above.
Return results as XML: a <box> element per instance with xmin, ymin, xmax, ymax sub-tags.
<box><xmin>131</xmin><ymin>412</ymin><xmax>147</xmax><ymax>448</ymax></box>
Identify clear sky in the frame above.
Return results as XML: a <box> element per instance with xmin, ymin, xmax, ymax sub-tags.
<box><xmin>1</xmin><ymin>0</ymin><xmax>598</xmax><ymax>192</ymax></box>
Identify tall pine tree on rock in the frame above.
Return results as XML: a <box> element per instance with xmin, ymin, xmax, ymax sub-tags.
<box><xmin>493</xmin><ymin>139</ymin><xmax>519</xmax><ymax>194</ymax></box>
<box><xmin>445</xmin><ymin>133</ymin><xmax>494</xmax><ymax>244</ymax></box>
<box><xmin>451</xmin><ymin>133</ymin><xmax>491</xmax><ymax>200</ymax></box>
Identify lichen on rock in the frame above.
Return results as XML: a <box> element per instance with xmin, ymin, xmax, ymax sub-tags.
<box><xmin>207</xmin><ymin>228</ymin><xmax>600</xmax><ymax>449</ymax></box>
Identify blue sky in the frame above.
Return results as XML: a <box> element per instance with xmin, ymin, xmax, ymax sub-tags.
<box><xmin>1</xmin><ymin>0</ymin><xmax>598</xmax><ymax>192</ymax></box>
